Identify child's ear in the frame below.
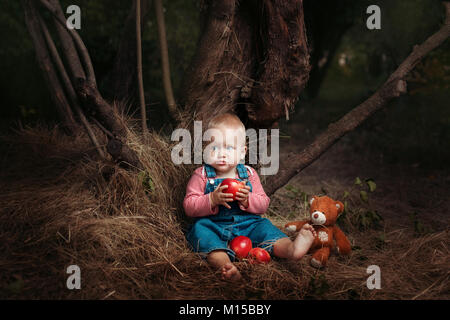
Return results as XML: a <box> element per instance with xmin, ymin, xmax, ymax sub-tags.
<box><xmin>240</xmin><ymin>146</ymin><xmax>247</xmax><ymax>161</ymax></box>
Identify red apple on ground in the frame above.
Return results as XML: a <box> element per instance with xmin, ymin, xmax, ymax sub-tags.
<box><xmin>248</xmin><ymin>247</ymin><xmax>271</xmax><ymax>264</ymax></box>
<box><xmin>221</xmin><ymin>178</ymin><xmax>246</xmax><ymax>201</ymax></box>
<box><xmin>229</xmin><ymin>236</ymin><xmax>252</xmax><ymax>259</ymax></box>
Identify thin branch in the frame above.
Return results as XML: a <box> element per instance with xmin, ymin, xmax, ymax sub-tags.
<box><xmin>47</xmin><ymin>0</ymin><xmax>86</xmax><ymax>82</ymax></box>
<box><xmin>22</xmin><ymin>0</ymin><xmax>77</xmax><ymax>132</ymax></box>
<box><xmin>136</xmin><ymin>0</ymin><xmax>148</xmax><ymax>133</ymax></box>
<box><xmin>264</xmin><ymin>2</ymin><xmax>450</xmax><ymax>196</ymax></box>
<box><xmin>37</xmin><ymin>0</ymin><xmax>97</xmax><ymax>86</ymax></box>
<box><xmin>37</xmin><ymin>12</ymin><xmax>106</xmax><ymax>158</ymax></box>
<box><xmin>154</xmin><ymin>0</ymin><xmax>178</xmax><ymax>117</ymax></box>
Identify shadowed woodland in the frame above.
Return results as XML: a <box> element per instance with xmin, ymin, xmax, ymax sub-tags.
<box><xmin>0</xmin><ymin>0</ymin><xmax>449</xmax><ymax>299</ymax></box>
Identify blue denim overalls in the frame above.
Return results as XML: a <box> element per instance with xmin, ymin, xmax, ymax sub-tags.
<box><xmin>186</xmin><ymin>164</ymin><xmax>287</xmax><ymax>261</ymax></box>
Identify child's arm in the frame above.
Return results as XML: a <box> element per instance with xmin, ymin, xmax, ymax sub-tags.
<box><xmin>183</xmin><ymin>167</ymin><xmax>219</xmax><ymax>217</ymax></box>
<box><xmin>238</xmin><ymin>167</ymin><xmax>270</xmax><ymax>214</ymax></box>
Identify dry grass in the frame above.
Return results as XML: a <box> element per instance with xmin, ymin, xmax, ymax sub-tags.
<box><xmin>0</xmin><ymin>124</ymin><xmax>448</xmax><ymax>299</ymax></box>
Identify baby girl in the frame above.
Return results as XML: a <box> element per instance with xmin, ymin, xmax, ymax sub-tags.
<box><xmin>183</xmin><ymin>113</ymin><xmax>316</xmax><ymax>280</ymax></box>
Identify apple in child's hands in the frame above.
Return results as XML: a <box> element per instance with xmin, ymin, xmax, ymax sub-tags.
<box><xmin>248</xmin><ymin>247</ymin><xmax>271</xmax><ymax>264</ymax></box>
<box><xmin>221</xmin><ymin>178</ymin><xmax>246</xmax><ymax>201</ymax></box>
<box><xmin>230</xmin><ymin>236</ymin><xmax>252</xmax><ymax>259</ymax></box>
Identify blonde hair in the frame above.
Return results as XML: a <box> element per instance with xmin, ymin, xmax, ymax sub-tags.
<box><xmin>207</xmin><ymin>113</ymin><xmax>245</xmax><ymax>132</ymax></box>
<box><xmin>206</xmin><ymin>113</ymin><xmax>246</xmax><ymax>148</ymax></box>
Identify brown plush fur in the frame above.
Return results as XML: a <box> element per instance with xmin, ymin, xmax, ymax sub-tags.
<box><xmin>285</xmin><ymin>195</ymin><xmax>351</xmax><ymax>268</ymax></box>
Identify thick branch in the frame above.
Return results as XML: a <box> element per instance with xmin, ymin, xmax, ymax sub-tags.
<box><xmin>264</xmin><ymin>3</ymin><xmax>450</xmax><ymax>196</ymax></box>
<box><xmin>38</xmin><ymin>12</ymin><xmax>105</xmax><ymax>158</ymax></box>
<box><xmin>76</xmin><ymin>80</ymin><xmax>143</xmax><ymax>169</ymax></box>
<box><xmin>48</xmin><ymin>0</ymin><xmax>86</xmax><ymax>82</ymax></box>
<box><xmin>37</xmin><ymin>0</ymin><xmax>97</xmax><ymax>87</ymax></box>
<box><xmin>22</xmin><ymin>0</ymin><xmax>77</xmax><ymax>132</ymax></box>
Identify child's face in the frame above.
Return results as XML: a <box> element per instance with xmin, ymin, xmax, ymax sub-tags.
<box><xmin>204</xmin><ymin>126</ymin><xmax>247</xmax><ymax>174</ymax></box>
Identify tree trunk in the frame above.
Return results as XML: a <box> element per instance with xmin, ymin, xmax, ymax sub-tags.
<box><xmin>179</xmin><ymin>0</ymin><xmax>310</xmax><ymax>129</ymax></box>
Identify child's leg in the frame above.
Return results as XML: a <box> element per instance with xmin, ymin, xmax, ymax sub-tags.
<box><xmin>207</xmin><ymin>250</ymin><xmax>241</xmax><ymax>280</ymax></box>
<box><xmin>273</xmin><ymin>224</ymin><xmax>316</xmax><ymax>260</ymax></box>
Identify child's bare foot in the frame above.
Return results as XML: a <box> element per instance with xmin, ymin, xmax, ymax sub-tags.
<box><xmin>292</xmin><ymin>224</ymin><xmax>316</xmax><ymax>260</ymax></box>
<box><xmin>221</xmin><ymin>262</ymin><xmax>242</xmax><ymax>281</ymax></box>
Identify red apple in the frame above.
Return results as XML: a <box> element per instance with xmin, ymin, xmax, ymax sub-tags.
<box><xmin>248</xmin><ymin>247</ymin><xmax>271</xmax><ymax>264</ymax></box>
<box><xmin>221</xmin><ymin>178</ymin><xmax>245</xmax><ymax>201</ymax></box>
<box><xmin>229</xmin><ymin>236</ymin><xmax>252</xmax><ymax>259</ymax></box>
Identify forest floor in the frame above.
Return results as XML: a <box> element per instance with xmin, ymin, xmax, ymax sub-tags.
<box><xmin>0</xmin><ymin>93</ymin><xmax>448</xmax><ymax>299</ymax></box>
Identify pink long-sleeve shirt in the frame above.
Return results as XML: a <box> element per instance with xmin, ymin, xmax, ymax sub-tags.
<box><xmin>183</xmin><ymin>166</ymin><xmax>270</xmax><ymax>218</ymax></box>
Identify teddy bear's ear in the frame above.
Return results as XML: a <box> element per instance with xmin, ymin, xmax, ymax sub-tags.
<box><xmin>309</xmin><ymin>196</ymin><xmax>317</xmax><ymax>206</ymax></box>
<box><xmin>335</xmin><ymin>201</ymin><xmax>345</xmax><ymax>214</ymax></box>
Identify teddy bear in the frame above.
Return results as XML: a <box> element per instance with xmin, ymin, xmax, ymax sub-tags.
<box><xmin>285</xmin><ymin>195</ymin><xmax>351</xmax><ymax>268</ymax></box>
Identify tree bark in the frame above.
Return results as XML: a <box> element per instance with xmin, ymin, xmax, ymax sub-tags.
<box><xmin>35</xmin><ymin>0</ymin><xmax>143</xmax><ymax>169</ymax></box>
<box><xmin>248</xmin><ymin>0</ymin><xmax>310</xmax><ymax>127</ymax></box>
<box><xmin>48</xmin><ymin>0</ymin><xmax>86</xmax><ymax>83</ymax></box>
<box><xmin>37</xmin><ymin>0</ymin><xmax>97</xmax><ymax>87</ymax></box>
<box><xmin>179</xmin><ymin>0</ymin><xmax>310</xmax><ymax>129</ymax></box>
<box><xmin>76</xmin><ymin>79</ymin><xmax>143</xmax><ymax>169</ymax></box>
<box><xmin>37</xmin><ymin>12</ymin><xmax>105</xmax><ymax>158</ymax></box>
<box><xmin>264</xmin><ymin>2</ymin><xmax>450</xmax><ymax>195</ymax></box>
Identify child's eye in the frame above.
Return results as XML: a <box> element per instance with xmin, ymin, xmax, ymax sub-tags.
<box><xmin>212</xmin><ymin>146</ymin><xmax>219</xmax><ymax>151</ymax></box>
<box><xmin>226</xmin><ymin>146</ymin><xmax>234</xmax><ymax>151</ymax></box>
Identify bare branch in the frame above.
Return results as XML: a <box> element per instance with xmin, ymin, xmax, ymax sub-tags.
<box><xmin>154</xmin><ymin>0</ymin><xmax>178</xmax><ymax>117</ymax></box>
<box><xmin>22</xmin><ymin>0</ymin><xmax>77</xmax><ymax>132</ymax></box>
<box><xmin>136</xmin><ymin>0</ymin><xmax>148</xmax><ymax>133</ymax></box>
<box><xmin>265</xmin><ymin>3</ymin><xmax>450</xmax><ymax>196</ymax></box>
<box><xmin>37</xmin><ymin>12</ymin><xmax>106</xmax><ymax>158</ymax></box>
<box><xmin>47</xmin><ymin>0</ymin><xmax>85</xmax><ymax>82</ymax></box>
<box><xmin>37</xmin><ymin>0</ymin><xmax>97</xmax><ymax>86</ymax></box>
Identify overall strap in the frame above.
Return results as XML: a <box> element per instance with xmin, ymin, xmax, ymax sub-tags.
<box><xmin>236</xmin><ymin>163</ymin><xmax>249</xmax><ymax>179</ymax></box>
<box><xmin>203</xmin><ymin>164</ymin><xmax>216</xmax><ymax>178</ymax></box>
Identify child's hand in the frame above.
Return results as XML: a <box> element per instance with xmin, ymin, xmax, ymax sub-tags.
<box><xmin>209</xmin><ymin>183</ymin><xmax>234</xmax><ymax>209</ymax></box>
<box><xmin>235</xmin><ymin>185</ymin><xmax>251</xmax><ymax>208</ymax></box>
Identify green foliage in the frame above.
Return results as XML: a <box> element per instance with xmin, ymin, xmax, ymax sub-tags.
<box><xmin>339</xmin><ymin>177</ymin><xmax>383</xmax><ymax>231</ymax></box>
<box><xmin>139</xmin><ymin>171</ymin><xmax>154</xmax><ymax>194</ymax></box>
<box><xmin>409</xmin><ymin>211</ymin><xmax>433</xmax><ymax>236</ymax></box>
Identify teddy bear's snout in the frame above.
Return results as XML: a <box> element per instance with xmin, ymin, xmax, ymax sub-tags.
<box><xmin>311</xmin><ymin>210</ymin><xmax>327</xmax><ymax>225</ymax></box>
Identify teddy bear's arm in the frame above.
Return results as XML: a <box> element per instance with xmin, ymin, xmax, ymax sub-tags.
<box><xmin>333</xmin><ymin>225</ymin><xmax>351</xmax><ymax>255</ymax></box>
<box><xmin>285</xmin><ymin>220</ymin><xmax>309</xmax><ymax>232</ymax></box>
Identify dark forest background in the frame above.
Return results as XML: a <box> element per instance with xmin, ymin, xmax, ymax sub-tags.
<box><xmin>1</xmin><ymin>0</ymin><xmax>449</xmax><ymax>170</ymax></box>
